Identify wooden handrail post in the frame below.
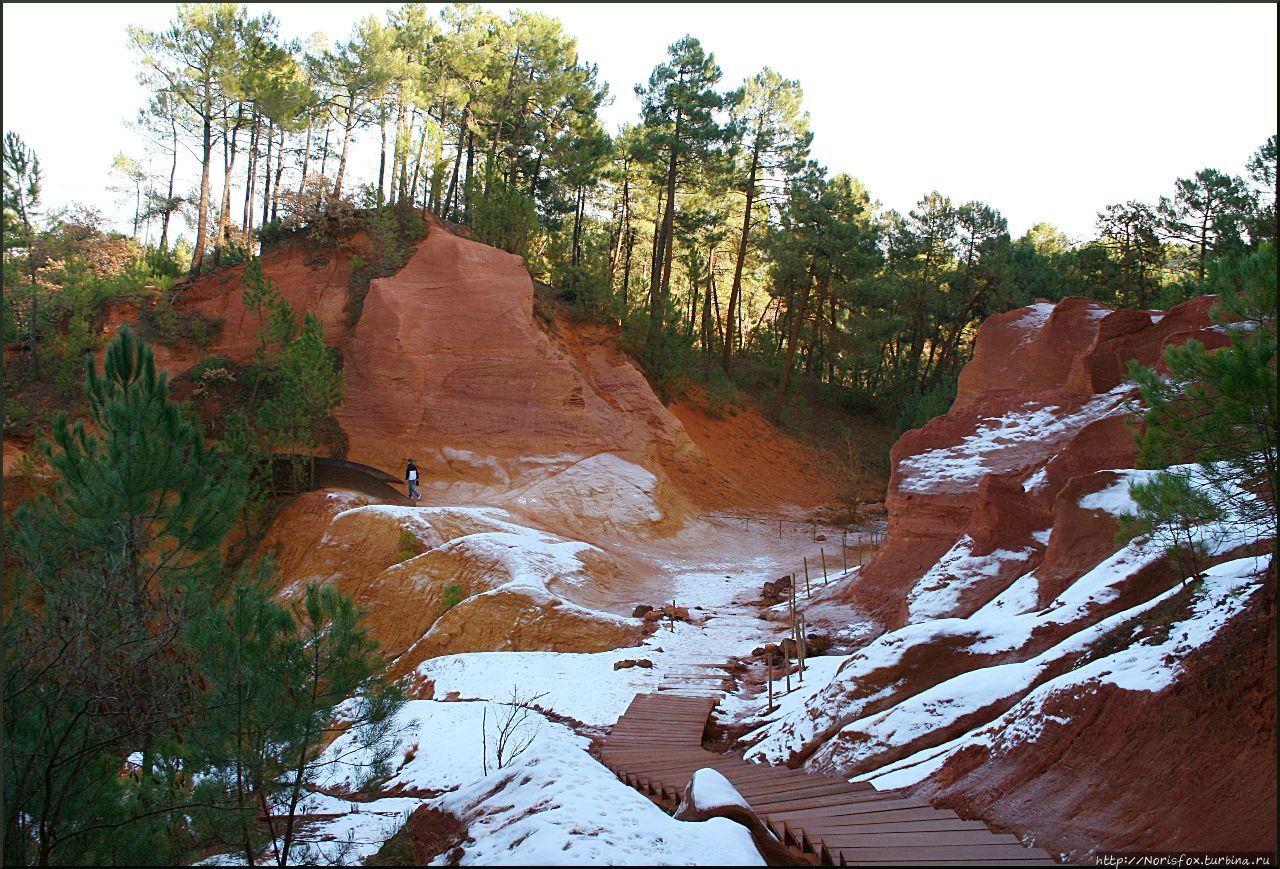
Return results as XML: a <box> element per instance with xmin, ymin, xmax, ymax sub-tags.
<box><xmin>766</xmin><ymin>653</ymin><xmax>774</xmax><ymax>712</ymax></box>
<box><xmin>820</xmin><ymin>548</ymin><xmax>827</xmax><ymax>585</ymax></box>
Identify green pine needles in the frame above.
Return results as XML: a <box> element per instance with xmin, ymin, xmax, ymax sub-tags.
<box><xmin>1117</xmin><ymin>246</ymin><xmax>1278</xmax><ymax>582</ymax></box>
<box><xmin>3</xmin><ymin>327</ymin><xmax>403</xmax><ymax>866</ymax></box>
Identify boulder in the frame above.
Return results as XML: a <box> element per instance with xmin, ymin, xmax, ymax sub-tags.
<box><xmin>674</xmin><ymin>769</ymin><xmax>794</xmax><ymax>865</ymax></box>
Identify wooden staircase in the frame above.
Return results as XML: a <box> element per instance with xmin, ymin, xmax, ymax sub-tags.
<box><xmin>597</xmin><ymin>693</ymin><xmax>1058</xmax><ymax>866</ymax></box>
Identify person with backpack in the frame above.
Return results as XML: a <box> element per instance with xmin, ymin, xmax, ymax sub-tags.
<box><xmin>405</xmin><ymin>458</ymin><xmax>421</xmax><ymax>502</ymax></box>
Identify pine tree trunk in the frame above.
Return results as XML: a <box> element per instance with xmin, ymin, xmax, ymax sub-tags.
<box><xmin>216</xmin><ymin>104</ymin><xmax>244</xmax><ymax>265</ymax></box>
<box><xmin>410</xmin><ymin>112</ymin><xmax>429</xmax><ymax>210</ymax></box>
<box><xmin>271</xmin><ymin>127</ymin><xmax>285</xmax><ymax>223</ymax></box>
<box><xmin>647</xmin><ymin>117</ymin><xmax>682</xmax><ymax>365</ymax></box>
<box><xmin>242</xmin><ymin>112</ymin><xmax>259</xmax><ymax>234</ymax></box>
<box><xmin>463</xmin><ymin>130</ymin><xmax>476</xmax><ymax>222</ymax></box>
<box><xmin>621</xmin><ymin>225</ymin><xmax>635</xmax><ymax>315</ymax></box>
<box><xmin>333</xmin><ymin>106</ymin><xmax>354</xmax><ymax>200</ymax></box>
<box><xmin>319</xmin><ymin>123</ymin><xmax>331</xmax><ymax>178</ymax></box>
<box><xmin>773</xmin><ymin>258</ymin><xmax>816</xmax><ymax>417</ymax></box>
<box><xmin>445</xmin><ymin>101</ymin><xmax>469</xmax><ymax>220</ymax></box>
<box><xmin>261</xmin><ymin>120</ymin><xmax>274</xmax><ymax>230</ymax></box>
<box><xmin>724</xmin><ymin>139</ymin><xmax>761</xmax><ymax>375</ymax></box>
<box><xmin>191</xmin><ymin>110</ymin><xmax>214</xmax><ymax>276</ymax></box>
<box><xmin>161</xmin><ymin>115</ymin><xmax>178</xmax><ymax>252</ymax></box>
<box><xmin>296</xmin><ymin>121</ymin><xmax>313</xmax><ymax>218</ymax></box>
<box><xmin>377</xmin><ymin>105</ymin><xmax>388</xmax><ymax>206</ymax></box>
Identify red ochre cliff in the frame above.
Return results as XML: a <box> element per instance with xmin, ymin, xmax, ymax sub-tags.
<box><xmin>741</xmin><ymin>295</ymin><xmax>1274</xmax><ymax>861</ymax></box>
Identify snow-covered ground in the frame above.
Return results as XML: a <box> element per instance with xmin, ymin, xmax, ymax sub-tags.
<box><xmin>203</xmin><ymin>511</ymin><xmax>850</xmax><ymax>865</ymax></box>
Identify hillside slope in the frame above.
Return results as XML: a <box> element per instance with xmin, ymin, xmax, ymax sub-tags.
<box><xmin>735</xmin><ymin>295</ymin><xmax>1276</xmax><ymax>861</ymax></box>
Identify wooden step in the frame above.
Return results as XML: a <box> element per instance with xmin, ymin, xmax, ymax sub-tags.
<box><xmin>832</xmin><ymin>843</ymin><xmax>1052</xmax><ymax>864</ymax></box>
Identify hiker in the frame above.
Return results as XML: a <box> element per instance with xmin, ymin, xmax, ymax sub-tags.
<box><xmin>405</xmin><ymin>458</ymin><xmax>421</xmax><ymax>502</ymax></box>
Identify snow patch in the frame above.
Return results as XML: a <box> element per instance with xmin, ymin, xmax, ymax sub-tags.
<box><xmin>898</xmin><ymin>387</ymin><xmax>1131</xmax><ymax>494</ymax></box>
<box><xmin>1014</xmin><ymin>302</ymin><xmax>1055</xmax><ymax>344</ymax></box>
<box><xmin>859</xmin><ymin>555</ymin><xmax>1269</xmax><ymax>789</ymax></box>
<box><xmin>514</xmin><ymin>452</ymin><xmax>666</xmax><ymax>531</ymax></box>
<box><xmin>906</xmin><ymin>535</ymin><xmax>1037</xmax><ymax>623</ymax></box>
<box><xmin>1022</xmin><ymin>466</ymin><xmax>1049</xmax><ymax>493</ymax></box>
<box><xmin>688</xmin><ymin>768</ymin><xmax>752</xmax><ymax>812</ymax></box>
<box><xmin>428</xmin><ymin>727</ymin><xmax>763</xmax><ymax>866</ymax></box>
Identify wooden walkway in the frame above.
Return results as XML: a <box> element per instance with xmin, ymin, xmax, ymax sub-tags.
<box><xmin>598</xmin><ymin>693</ymin><xmax>1057</xmax><ymax>866</ymax></box>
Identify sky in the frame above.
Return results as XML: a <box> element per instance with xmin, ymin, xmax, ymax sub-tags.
<box><xmin>2</xmin><ymin>2</ymin><xmax>1276</xmax><ymax>244</ymax></box>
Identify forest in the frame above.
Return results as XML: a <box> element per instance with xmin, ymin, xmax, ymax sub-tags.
<box><xmin>4</xmin><ymin>3</ymin><xmax>1275</xmax><ymax>447</ymax></box>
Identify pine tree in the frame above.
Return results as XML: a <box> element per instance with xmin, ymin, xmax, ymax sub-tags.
<box><xmin>635</xmin><ymin>36</ymin><xmax>725</xmax><ymax>374</ymax></box>
<box><xmin>722</xmin><ymin>67</ymin><xmax>811</xmax><ymax>374</ymax></box>
<box><xmin>1118</xmin><ymin>245</ymin><xmax>1277</xmax><ymax>576</ymax></box>
<box><xmin>2</xmin><ymin>130</ymin><xmax>42</xmax><ymax>370</ymax></box>
<box><xmin>273</xmin><ymin>584</ymin><xmax>404</xmax><ymax>865</ymax></box>
<box><xmin>4</xmin><ymin>326</ymin><xmax>246</xmax><ymax>864</ymax></box>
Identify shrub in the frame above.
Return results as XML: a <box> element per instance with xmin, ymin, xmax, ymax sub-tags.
<box><xmin>469</xmin><ymin>185</ymin><xmax>541</xmax><ymax>259</ymax></box>
<box><xmin>440</xmin><ymin>583</ymin><xmax>464</xmax><ymax>615</ymax></box>
<box><xmin>397</xmin><ymin>529</ymin><xmax>422</xmax><ymax>563</ymax></box>
<box><xmin>4</xmin><ymin>398</ymin><xmax>27</xmax><ymax>432</ymax></box>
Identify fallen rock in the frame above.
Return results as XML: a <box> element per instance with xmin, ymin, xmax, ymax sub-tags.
<box><xmin>643</xmin><ymin>610</ymin><xmax>665</xmax><ymax>622</ymax></box>
<box><xmin>803</xmin><ymin>632</ymin><xmax>832</xmax><ymax>657</ymax></box>
<box><xmin>632</xmin><ymin>604</ymin><xmax>654</xmax><ymax>618</ymax></box>
<box><xmin>662</xmin><ymin>604</ymin><xmax>691</xmax><ymax>621</ymax></box>
<box><xmin>613</xmin><ymin>658</ymin><xmax>653</xmax><ymax>670</ymax></box>
<box><xmin>761</xmin><ymin>575</ymin><xmax>793</xmax><ymax>604</ymax></box>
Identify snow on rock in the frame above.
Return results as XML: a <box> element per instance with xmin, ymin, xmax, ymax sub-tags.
<box><xmin>1014</xmin><ymin>301</ymin><xmax>1057</xmax><ymax>344</ymax></box>
<box><xmin>285</xmin><ymin>502</ymin><xmax>646</xmax><ymax>671</ymax></box>
<box><xmin>806</xmin><ymin>547</ymin><xmax>1254</xmax><ymax>774</ymax></box>
<box><xmin>906</xmin><ymin>535</ymin><xmax>1037</xmax><ymax>623</ymax></box>
<box><xmin>743</xmin><ymin>533</ymin><xmax>1177</xmax><ymax>766</ymax></box>
<box><xmin>687</xmin><ymin>768</ymin><xmax>752</xmax><ymax>813</ymax></box>
<box><xmin>1022</xmin><ymin>466</ymin><xmax>1050</xmax><ymax>493</ymax></box>
<box><xmin>511</xmin><ymin>452</ymin><xmax>677</xmax><ymax>536</ymax></box>
<box><xmin>898</xmin><ymin>387</ymin><xmax>1131</xmax><ymax>496</ymax></box>
<box><xmin>426</xmin><ymin>727</ymin><xmax>764</xmax><ymax>866</ymax></box>
<box><xmin>859</xmin><ymin>554</ymin><xmax>1271</xmax><ymax>791</ymax></box>
<box><xmin>1076</xmin><ymin>471</ymin><xmax>1156</xmax><ymax>516</ymax></box>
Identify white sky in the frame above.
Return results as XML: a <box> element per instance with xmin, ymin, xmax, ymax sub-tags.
<box><xmin>2</xmin><ymin>2</ymin><xmax>1276</xmax><ymax>243</ymax></box>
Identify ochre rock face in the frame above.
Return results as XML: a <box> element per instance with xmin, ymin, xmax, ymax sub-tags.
<box><xmin>916</xmin><ymin>573</ymin><xmax>1277</xmax><ymax>861</ymax></box>
<box><xmin>405</xmin><ymin>586</ymin><xmax>644</xmax><ymax>664</ymax></box>
<box><xmin>121</xmin><ymin>213</ymin><xmax>834</xmax><ymax>520</ymax></box>
<box><xmin>847</xmin><ymin>295</ymin><xmax>1220</xmax><ymax>630</ymax></box>
<box><xmin>181</xmin><ymin>232</ymin><xmax>373</xmax><ymax>364</ymax></box>
<box><xmin>260</xmin><ymin>496</ymin><xmax>646</xmax><ymax>675</ymax></box>
<box><xmin>334</xmin><ymin>215</ymin><xmax>694</xmax><ymax>493</ymax></box>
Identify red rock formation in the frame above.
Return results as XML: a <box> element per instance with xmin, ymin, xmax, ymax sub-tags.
<box><xmin>181</xmin><ymin>231</ymin><xmax>373</xmax><ymax>363</ymax></box>
<box><xmin>137</xmin><ymin>213</ymin><xmax>834</xmax><ymax>521</ymax></box>
<box><xmin>334</xmin><ymin>215</ymin><xmax>689</xmax><ymax>489</ymax></box>
<box><xmin>847</xmin><ymin>295</ymin><xmax>1221</xmax><ymax>629</ymax></box>
<box><xmin>916</xmin><ymin>570</ymin><xmax>1277</xmax><ymax>861</ymax></box>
